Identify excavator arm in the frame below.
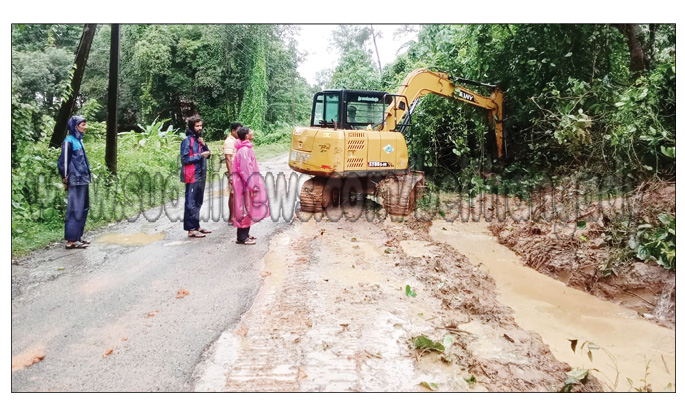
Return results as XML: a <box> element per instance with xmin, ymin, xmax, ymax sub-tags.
<box><xmin>383</xmin><ymin>68</ymin><xmax>505</xmax><ymax>157</ymax></box>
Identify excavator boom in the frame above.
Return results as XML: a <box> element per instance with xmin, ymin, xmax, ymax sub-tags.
<box><xmin>383</xmin><ymin>68</ymin><xmax>505</xmax><ymax>157</ymax></box>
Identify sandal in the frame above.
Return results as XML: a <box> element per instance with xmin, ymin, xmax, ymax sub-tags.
<box><xmin>198</xmin><ymin>228</ymin><xmax>212</xmax><ymax>234</ymax></box>
<box><xmin>236</xmin><ymin>240</ymin><xmax>256</xmax><ymax>245</ymax></box>
<box><xmin>248</xmin><ymin>235</ymin><xmax>256</xmax><ymax>240</ymax></box>
<box><xmin>188</xmin><ymin>231</ymin><xmax>206</xmax><ymax>238</ymax></box>
<box><xmin>79</xmin><ymin>238</ymin><xmax>91</xmax><ymax>245</ymax></box>
<box><xmin>66</xmin><ymin>241</ymin><xmax>88</xmax><ymax>249</ymax></box>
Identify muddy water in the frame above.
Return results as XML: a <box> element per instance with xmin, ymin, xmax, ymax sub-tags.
<box><xmin>430</xmin><ymin>219</ymin><xmax>675</xmax><ymax>391</ymax></box>
<box><xmin>96</xmin><ymin>232</ymin><xmax>165</xmax><ymax>246</ymax></box>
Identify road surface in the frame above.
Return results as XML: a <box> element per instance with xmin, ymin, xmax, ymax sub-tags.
<box><xmin>11</xmin><ymin>154</ymin><xmax>293</xmax><ymax>391</ymax></box>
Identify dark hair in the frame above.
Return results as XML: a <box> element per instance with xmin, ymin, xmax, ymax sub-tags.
<box><xmin>187</xmin><ymin>115</ymin><xmax>203</xmax><ymax>129</ymax></box>
<box><xmin>231</xmin><ymin>122</ymin><xmax>243</xmax><ymax>131</ymax></box>
<box><xmin>237</xmin><ymin>127</ymin><xmax>250</xmax><ymax>141</ymax></box>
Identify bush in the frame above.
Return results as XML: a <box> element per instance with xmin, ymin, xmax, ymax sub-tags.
<box><xmin>630</xmin><ymin>213</ymin><xmax>676</xmax><ymax>270</ymax></box>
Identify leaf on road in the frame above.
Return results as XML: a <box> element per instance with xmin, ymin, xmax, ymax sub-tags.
<box><xmin>121</xmin><ymin>337</ymin><xmax>128</xmax><ymax>341</ymax></box>
<box><xmin>147</xmin><ymin>312</ymin><xmax>155</xmax><ymax>317</ymax></box>
<box><xmin>176</xmin><ymin>288</ymin><xmax>190</xmax><ymax>299</ymax></box>
<box><xmin>565</xmin><ymin>368</ymin><xmax>589</xmax><ymax>383</ymax></box>
<box><xmin>412</xmin><ymin>335</ymin><xmax>445</xmax><ymax>352</ymax></box>
<box><xmin>103</xmin><ymin>348</ymin><xmax>114</xmax><ymax>358</ymax></box>
<box><xmin>420</xmin><ymin>381</ymin><xmax>439</xmax><ymax>391</ymax></box>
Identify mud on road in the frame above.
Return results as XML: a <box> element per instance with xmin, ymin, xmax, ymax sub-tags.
<box><xmin>193</xmin><ymin>210</ymin><xmax>601</xmax><ymax>392</ymax></box>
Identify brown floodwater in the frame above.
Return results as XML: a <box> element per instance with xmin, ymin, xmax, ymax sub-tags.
<box><xmin>430</xmin><ymin>219</ymin><xmax>675</xmax><ymax>392</ymax></box>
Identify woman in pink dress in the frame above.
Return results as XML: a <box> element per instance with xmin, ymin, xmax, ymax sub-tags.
<box><xmin>232</xmin><ymin>127</ymin><xmax>270</xmax><ymax>244</ymax></box>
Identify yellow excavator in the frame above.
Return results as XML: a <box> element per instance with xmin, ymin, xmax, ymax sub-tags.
<box><xmin>289</xmin><ymin>68</ymin><xmax>504</xmax><ymax>215</ymax></box>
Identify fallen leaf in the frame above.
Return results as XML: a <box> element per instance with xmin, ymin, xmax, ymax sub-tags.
<box><xmin>176</xmin><ymin>288</ymin><xmax>190</xmax><ymax>299</ymax></box>
<box><xmin>503</xmin><ymin>334</ymin><xmax>515</xmax><ymax>343</ymax></box>
<box><xmin>12</xmin><ymin>349</ymin><xmax>45</xmax><ymax>372</ymax></box>
<box><xmin>420</xmin><ymin>381</ymin><xmax>439</xmax><ymax>391</ymax></box>
<box><xmin>103</xmin><ymin>348</ymin><xmax>114</xmax><ymax>358</ymax></box>
<box><xmin>121</xmin><ymin>337</ymin><xmax>128</xmax><ymax>342</ymax></box>
<box><xmin>147</xmin><ymin>312</ymin><xmax>155</xmax><ymax>317</ymax></box>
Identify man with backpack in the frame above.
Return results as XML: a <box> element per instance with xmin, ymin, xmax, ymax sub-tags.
<box><xmin>180</xmin><ymin>115</ymin><xmax>212</xmax><ymax>238</ymax></box>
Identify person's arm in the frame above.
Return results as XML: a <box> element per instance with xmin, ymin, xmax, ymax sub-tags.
<box><xmin>224</xmin><ymin>154</ymin><xmax>233</xmax><ymax>174</ymax></box>
<box><xmin>58</xmin><ymin>140</ymin><xmax>72</xmax><ymax>189</ymax></box>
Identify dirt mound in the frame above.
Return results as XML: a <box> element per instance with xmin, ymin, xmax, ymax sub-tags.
<box><xmin>381</xmin><ymin>217</ymin><xmax>603</xmax><ymax>392</ymax></box>
<box><xmin>488</xmin><ymin>182</ymin><xmax>675</xmax><ymax>329</ymax></box>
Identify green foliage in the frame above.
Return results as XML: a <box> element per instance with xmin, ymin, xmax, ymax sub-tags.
<box><xmin>252</xmin><ymin>125</ymin><xmax>292</xmax><ymax>146</ymax></box>
<box><xmin>239</xmin><ymin>27</ymin><xmax>268</xmax><ymax>132</ymax></box>
<box><xmin>387</xmin><ymin>24</ymin><xmax>675</xmax><ymax>184</ymax></box>
<box><xmin>12</xmin><ymin>24</ymin><xmax>82</xmax><ymax>52</ymax></box>
<box><xmin>411</xmin><ymin>335</ymin><xmax>445</xmax><ymax>352</ymax></box>
<box><xmin>327</xmin><ymin>49</ymin><xmax>381</xmax><ymax>90</ymax></box>
<box><xmin>118</xmin><ymin>118</ymin><xmax>183</xmax><ymax>148</ymax></box>
<box><xmin>630</xmin><ymin>213</ymin><xmax>675</xmax><ymax>270</ymax></box>
<box><xmin>329</xmin><ymin>25</ymin><xmax>373</xmax><ymax>54</ymax></box>
<box><xmin>12</xmin><ymin>24</ymin><xmax>311</xmax><ymax>141</ymax></box>
<box><xmin>12</xmin><ymin>46</ymin><xmax>74</xmax><ymax>111</ymax></box>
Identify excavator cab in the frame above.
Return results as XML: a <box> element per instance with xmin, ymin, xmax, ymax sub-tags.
<box><xmin>311</xmin><ymin>90</ymin><xmax>398</xmax><ymax>130</ymax></box>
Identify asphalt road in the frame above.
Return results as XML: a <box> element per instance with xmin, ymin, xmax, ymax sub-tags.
<box><xmin>11</xmin><ymin>153</ymin><xmax>294</xmax><ymax>392</ymax></box>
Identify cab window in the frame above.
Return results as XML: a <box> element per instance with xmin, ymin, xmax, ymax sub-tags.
<box><xmin>312</xmin><ymin>93</ymin><xmax>339</xmax><ymax>127</ymax></box>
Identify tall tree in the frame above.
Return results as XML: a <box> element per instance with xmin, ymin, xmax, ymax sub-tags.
<box><xmin>106</xmin><ymin>24</ymin><xmax>120</xmax><ymax>174</ymax></box>
<box><xmin>238</xmin><ymin>26</ymin><xmax>268</xmax><ymax>132</ymax></box>
<box><xmin>49</xmin><ymin>24</ymin><xmax>97</xmax><ymax>148</ymax></box>
<box><xmin>614</xmin><ymin>24</ymin><xmax>653</xmax><ymax>74</ymax></box>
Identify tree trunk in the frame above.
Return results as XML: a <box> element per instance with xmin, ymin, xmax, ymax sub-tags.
<box><xmin>615</xmin><ymin>24</ymin><xmax>648</xmax><ymax>74</ymax></box>
<box><xmin>106</xmin><ymin>24</ymin><xmax>120</xmax><ymax>174</ymax></box>
<box><xmin>370</xmin><ymin>25</ymin><xmax>382</xmax><ymax>74</ymax></box>
<box><xmin>49</xmin><ymin>24</ymin><xmax>97</xmax><ymax>148</ymax></box>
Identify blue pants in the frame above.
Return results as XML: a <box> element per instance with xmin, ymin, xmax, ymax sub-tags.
<box><xmin>65</xmin><ymin>184</ymin><xmax>89</xmax><ymax>241</ymax></box>
<box><xmin>184</xmin><ymin>180</ymin><xmax>205</xmax><ymax>231</ymax></box>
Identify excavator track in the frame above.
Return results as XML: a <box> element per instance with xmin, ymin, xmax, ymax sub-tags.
<box><xmin>299</xmin><ymin>177</ymin><xmax>326</xmax><ymax>213</ymax></box>
<box><xmin>375</xmin><ymin>171</ymin><xmax>425</xmax><ymax>216</ymax></box>
<box><xmin>299</xmin><ymin>172</ymin><xmax>425</xmax><ymax>216</ymax></box>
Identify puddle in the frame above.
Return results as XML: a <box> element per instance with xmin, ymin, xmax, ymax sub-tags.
<box><xmin>430</xmin><ymin>219</ymin><xmax>675</xmax><ymax>391</ymax></box>
<box><xmin>96</xmin><ymin>232</ymin><xmax>165</xmax><ymax>246</ymax></box>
